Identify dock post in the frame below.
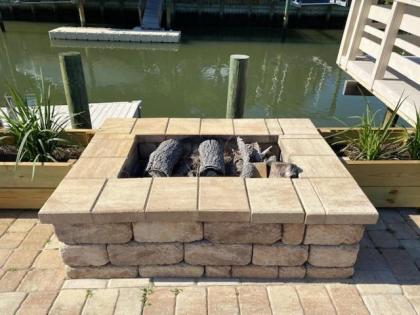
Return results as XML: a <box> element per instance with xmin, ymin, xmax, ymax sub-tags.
<box><xmin>166</xmin><ymin>0</ymin><xmax>172</xmax><ymax>29</ymax></box>
<box><xmin>0</xmin><ymin>11</ymin><xmax>5</xmax><ymax>33</ymax></box>
<box><xmin>138</xmin><ymin>0</ymin><xmax>143</xmax><ymax>26</ymax></box>
<box><xmin>282</xmin><ymin>0</ymin><xmax>290</xmax><ymax>39</ymax></box>
<box><xmin>59</xmin><ymin>52</ymin><xmax>92</xmax><ymax>129</ymax></box>
<box><xmin>226</xmin><ymin>54</ymin><xmax>249</xmax><ymax>119</ymax></box>
<box><xmin>78</xmin><ymin>0</ymin><xmax>86</xmax><ymax>27</ymax></box>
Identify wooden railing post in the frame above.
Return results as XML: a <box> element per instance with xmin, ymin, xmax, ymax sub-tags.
<box><xmin>370</xmin><ymin>1</ymin><xmax>405</xmax><ymax>88</ymax></box>
<box><xmin>226</xmin><ymin>54</ymin><xmax>249</xmax><ymax>119</ymax></box>
<box><xmin>337</xmin><ymin>0</ymin><xmax>360</xmax><ymax>65</ymax></box>
<box><xmin>344</xmin><ymin>0</ymin><xmax>377</xmax><ymax>69</ymax></box>
<box><xmin>59</xmin><ymin>52</ymin><xmax>92</xmax><ymax>129</ymax></box>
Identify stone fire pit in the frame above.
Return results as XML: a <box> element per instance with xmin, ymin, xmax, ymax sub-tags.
<box><xmin>39</xmin><ymin>118</ymin><xmax>378</xmax><ymax>279</ymax></box>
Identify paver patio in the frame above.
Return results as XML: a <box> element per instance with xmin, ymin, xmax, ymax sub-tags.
<box><xmin>0</xmin><ymin>208</ymin><xmax>419</xmax><ymax>315</ymax></box>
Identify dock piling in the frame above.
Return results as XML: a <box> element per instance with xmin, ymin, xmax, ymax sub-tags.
<box><xmin>0</xmin><ymin>11</ymin><xmax>5</xmax><ymax>33</ymax></box>
<box><xmin>78</xmin><ymin>0</ymin><xmax>86</xmax><ymax>27</ymax></box>
<box><xmin>282</xmin><ymin>0</ymin><xmax>290</xmax><ymax>39</ymax></box>
<box><xmin>59</xmin><ymin>52</ymin><xmax>92</xmax><ymax>129</ymax></box>
<box><xmin>226</xmin><ymin>54</ymin><xmax>249</xmax><ymax>119</ymax></box>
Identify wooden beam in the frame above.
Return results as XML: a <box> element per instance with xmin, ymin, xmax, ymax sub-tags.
<box><xmin>344</xmin><ymin>0</ymin><xmax>377</xmax><ymax>68</ymax></box>
<box><xmin>370</xmin><ymin>1</ymin><xmax>406</xmax><ymax>88</ymax></box>
<box><xmin>343</xmin><ymin>80</ymin><xmax>373</xmax><ymax>96</ymax></box>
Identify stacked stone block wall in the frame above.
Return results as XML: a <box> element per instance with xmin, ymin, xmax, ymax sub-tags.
<box><xmin>56</xmin><ymin>222</ymin><xmax>364</xmax><ymax>279</ymax></box>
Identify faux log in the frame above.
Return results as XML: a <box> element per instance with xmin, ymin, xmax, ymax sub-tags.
<box><xmin>199</xmin><ymin>139</ymin><xmax>225</xmax><ymax>176</ymax></box>
<box><xmin>269</xmin><ymin>162</ymin><xmax>300</xmax><ymax>178</ymax></box>
<box><xmin>237</xmin><ymin>137</ymin><xmax>257</xmax><ymax>178</ymax></box>
<box><xmin>146</xmin><ymin>139</ymin><xmax>184</xmax><ymax>177</ymax></box>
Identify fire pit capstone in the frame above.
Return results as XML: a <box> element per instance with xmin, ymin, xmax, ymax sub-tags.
<box><xmin>39</xmin><ymin>118</ymin><xmax>378</xmax><ymax>280</ymax></box>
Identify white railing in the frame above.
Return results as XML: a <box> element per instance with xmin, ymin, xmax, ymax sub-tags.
<box><xmin>337</xmin><ymin>0</ymin><xmax>420</xmax><ymax>126</ymax></box>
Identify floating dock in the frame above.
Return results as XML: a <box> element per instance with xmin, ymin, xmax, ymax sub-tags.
<box><xmin>1</xmin><ymin>100</ymin><xmax>142</xmax><ymax>129</ymax></box>
<box><xmin>49</xmin><ymin>26</ymin><xmax>181</xmax><ymax>43</ymax></box>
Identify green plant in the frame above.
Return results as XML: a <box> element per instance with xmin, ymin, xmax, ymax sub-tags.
<box><xmin>404</xmin><ymin>108</ymin><xmax>420</xmax><ymax>159</ymax></box>
<box><xmin>141</xmin><ymin>284</ymin><xmax>154</xmax><ymax>309</ymax></box>
<box><xmin>171</xmin><ymin>288</ymin><xmax>183</xmax><ymax>296</ymax></box>
<box><xmin>86</xmin><ymin>289</ymin><xmax>93</xmax><ymax>298</ymax></box>
<box><xmin>0</xmin><ymin>79</ymin><xmax>69</xmax><ymax>170</ymax></box>
<box><xmin>334</xmin><ymin>95</ymin><xmax>405</xmax><ymax>160</ymax></box>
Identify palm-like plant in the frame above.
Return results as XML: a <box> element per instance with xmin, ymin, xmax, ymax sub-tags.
<box><xmin>334</xmin><ymin>95</ymin><xmax>405</xmax><ymax>160</ymax></box>
<box><xmin>0</xmin><ymin>79</ymin><xmax>69</xmax><ymax>167</ymax></box>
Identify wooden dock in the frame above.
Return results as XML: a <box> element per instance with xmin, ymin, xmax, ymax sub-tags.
<box><xmin>337</xmin><ymin>0</ymin><xmax>420</xmax><ymax>127</ymax></box>
<box><xmin>1</xmin><ymin>100</ymin><xmax>142</xmax><ymax>129</ymax></box>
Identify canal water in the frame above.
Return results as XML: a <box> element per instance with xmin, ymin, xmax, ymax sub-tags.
<box><xmin>0</xmin><ymin>22</ymin><xmax>386</xmax><ymax>127</ymax></box>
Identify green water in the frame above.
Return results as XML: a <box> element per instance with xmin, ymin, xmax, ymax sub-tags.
<box><xmin>0</xmin><ymin>22</ymin><xmax>386</xmax><ymax>126</ymax></box>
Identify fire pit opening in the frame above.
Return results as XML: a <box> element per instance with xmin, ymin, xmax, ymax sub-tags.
<box><xmin>122</xmin><ymin>135</ymin><xmax>301</xmax><ymax>179</ymax></box>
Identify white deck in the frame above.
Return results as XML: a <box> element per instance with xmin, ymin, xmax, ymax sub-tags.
<box><xmin>337</xmin><ymin>0</ymin><xmax>420</xmax><ymax>126</ymax></box>
<box><xmin>49</xmin><ymin>27</ymin><xmax>181</xmax><ymax>44</ymax></box>
<box><xmin>1</xmin><ymin>101</ymin><xmax>141</xmax><ymax>129</ymax></box>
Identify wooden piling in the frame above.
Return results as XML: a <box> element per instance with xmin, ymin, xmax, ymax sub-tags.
<box><xmin>166</xmin><ymin>0</ymin><xmax>172</xmax><ymax>29</ymax></box>
<box><xmin>138</xmin><ymin>0</ymin><xmax>143</xmax><ymax>26</ymax></box>
<box><xmin>78</xmin><ymin>0</ymin><xmax>86</xmax><ymax>27</ymax></box>
<box><xmin>226</xmin><ymin>54</ymin><xmax>249</xmax><ymax>119</ymax></box>
<box><xmin>0</xmin><ymin>11</ymin><xmax>5</xmax><ymax>33</ymax></box>
<box><xmin>282</xmin><ymin>0</ymin><xmax>290</xmax><ymax>39</ymax></box>
<box><xmin>59</xmin><ymin>52</ymin><xmax>92</xmax><ymax>129</ymax></box>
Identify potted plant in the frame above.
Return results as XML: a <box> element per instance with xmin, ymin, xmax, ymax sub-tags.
<box><xmin>320</xmin><ymin>97</ymin><xmax>420</xmax><ymax>207</ymax></box>
<box><xmin>0</xmin><ymin>80</ymin><xmax>90</xmax><ymax>209</ymax></box>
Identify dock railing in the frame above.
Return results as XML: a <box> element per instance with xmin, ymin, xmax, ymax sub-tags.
<box><xmin>337</xmin><ymin>0</ymin><xmax>420</xmax><ymax>126</ymax></box>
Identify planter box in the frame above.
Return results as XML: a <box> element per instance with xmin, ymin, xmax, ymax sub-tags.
<box><xmin>320</xmin><ymin>128</ymin><xmax>420</xmax><ymax>208</ymax></box>
<box><xmin>0</xmin><ymin>160</ymin><xmax>77</xmax><ymax>209</ymax></box>
<box><xmin>0</xmin><ymin>129</ymin><xmax>95</xmax><ymax>209</ymax></box>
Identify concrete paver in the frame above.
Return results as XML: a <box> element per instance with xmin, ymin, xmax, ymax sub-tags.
<box><xmin>326</xmin><ymin>284</ymin><xmax>369</xmax><ymax>315</ymax></box>
<box><xmin>81</xmin><ymin>288</ymin><xmax>119</xmax><ymax>315</ymax></box>
<box><xmin>207</xmin><ymin>286</ymin><xmax>239</xmax><ymax>315</ymax></box>
<box><xmin>49</xmin><ymin>289</ymin><xmax>87</xmax><ymax>315</ymax></box>
<box><xmin>267</xmin><ymin>285</ymin><xmax>304</xmax><ymax>315</ymax></box>
<box><xmin>296</xmin><ymin>285</ymin><xmax>337</xmax><ymax>315</ymax></box>
<box><xmin>0</xmin><ymin>292</ymin><xmax>27</xmax><ymax>315</ymax></box>
<box><xmin>0</xmin><ymin>208</ymin><xmax>419</xmax><ymax>315</ymax></box>
<box><xmin>237</xmin><ymin>286</ymin><xmax>272</xmax><ymax>315</ymax></box>
<box><xmin>114</xmin><ymin>288</ymin><xmax>143</xmax><ymax>315</ymax></box>
<box><xmin>363</xmin><ymin>295</ymin><xmax>417</xmax><ymax>315</ymax></box>
<box><xmin>16</xmin><ymin>291</ymin><xmax>57</xmax><ymax>315</ymax></box>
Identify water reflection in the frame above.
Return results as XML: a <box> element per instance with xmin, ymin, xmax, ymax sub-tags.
<box><xmin>0</xmin><ymin>22</ymin><xmax>386</xmax><ymax>126</ymax></box>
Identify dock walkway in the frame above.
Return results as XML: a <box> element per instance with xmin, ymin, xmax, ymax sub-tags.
<box><xmin>1</xmin><ymin>100</ymin><xmax>141</xmax><ymax>129</ymax></box>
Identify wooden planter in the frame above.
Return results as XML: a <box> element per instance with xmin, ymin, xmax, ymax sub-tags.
<box><xmin>0</xmin><ymin>129</ymin><xmax>95</xmax><ymax>209</ymax></box>
<box><xmin>0</xmin><ymin>161</ymin><xmax>77</xmax><ymax>209</ymax></box>
<box><xmin>320</xmin><ymin>128</ymin><xmax>420</xmax><ymax>208</ymax></box>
